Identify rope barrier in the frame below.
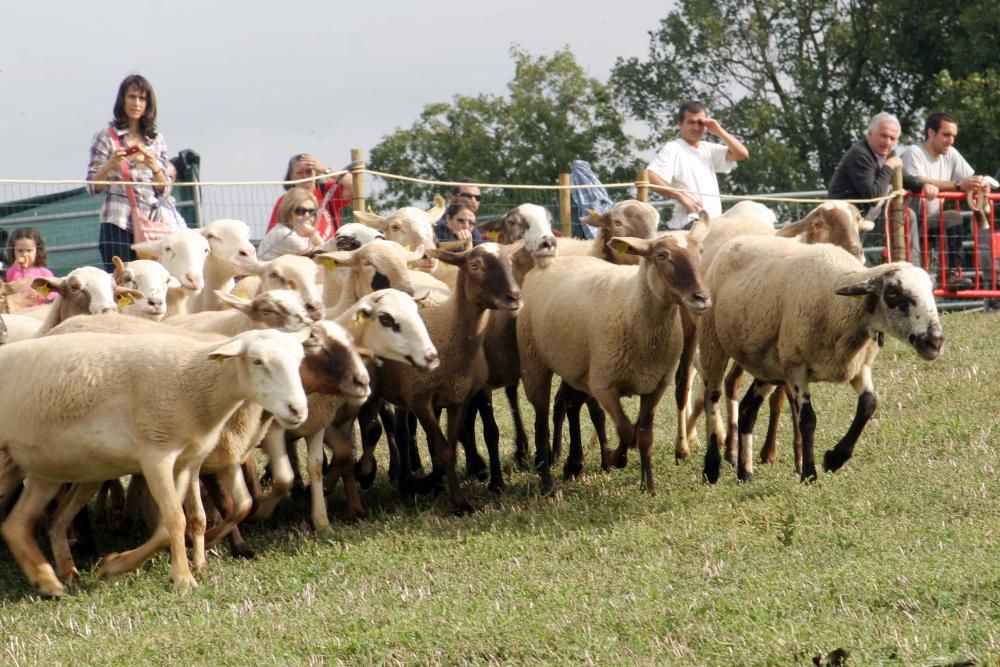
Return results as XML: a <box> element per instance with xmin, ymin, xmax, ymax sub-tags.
<box><xmin>0</xmin><ymin>168</ymin><xmax>910</xmax><ymax>209</ymax></box>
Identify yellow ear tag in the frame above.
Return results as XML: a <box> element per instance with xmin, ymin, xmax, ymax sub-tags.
<box><xmin>34</xmin><ymin>284</ymin><xmax>51</xmax><ymax>298</ymax></box>
<box><xmin>609</xmin><ymin>240</ymin><xmax>628</xmax><ymax>255</ymax></box>
<box><xmin>405</xmin><ymin>244</ymin><xmax>412</xmax><ymax>252</ymax></box>
<box><xmin>354</xmin><ymin>310</ymin><xmax>367</xmax><ymax>325</ymax></box>
<box><xmin>587</xmin><ymin>208</ymin><xmax>600</xmax><ymax>216</ymax></box>
<box><xmin>849</xmin><ymin>294</ymin><xmax>865</xmax><ymax>301</ymax></box>
<box><xmin>116</xmin><ymin>294</ymin><xmax>134</xmax><ymax>310</ymax></box>
<box><xmin>323</xmin><ymin>258</ymin><xmax>336</xmax><ymax>271</ymax></box>
<box><xmin>217</xmin><ymin>355</ymin><xmax>227</xmax><ymax>364</ymax></box>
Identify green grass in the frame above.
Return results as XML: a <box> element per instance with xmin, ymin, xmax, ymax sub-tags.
<box><xmin>1</xmin><ymin>312</ymin><xmax>998</xmax><ymax>665</ymax></box>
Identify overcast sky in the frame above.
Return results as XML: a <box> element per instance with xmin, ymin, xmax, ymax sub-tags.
<box><xmin>1</xmin><ymin>1</ymin><xmax>672</xmax><ymax>184</ymax></box>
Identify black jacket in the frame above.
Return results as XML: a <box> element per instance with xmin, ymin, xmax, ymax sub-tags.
<box><xmin>828</xmin><ymin>139</ymin><xmax>924</xmax><ymax>215</ymax></box>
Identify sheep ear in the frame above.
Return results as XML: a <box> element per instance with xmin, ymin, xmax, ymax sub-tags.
<box><xmin>607</xmin><ymin>236</ymin><xmax>650</xmax><ymax>257</ymax></box>
<box><xmin>31</xmin><ymin>276</ymin><xmax>63</xmax><ymax>298</ymax></box>
<box><xmin>208</xmin><ymin>338</ymin><xmax>245</xmax><ymax>362</ymax></box>
<box><xmin>111</xmin><ymin>255</ymin><xmax>126</xmax><ymax>278</ymax></box>
<box><xmin>353</xmin><ymin>302</ymin><xmax>374</xmax><ymax>325</ymax></box>
<box><xmin>352</xmin><ymin>210</ymin><xmax>387</xmax><ymax>230</ymax></box>
<box><xmin>425</xmin><ymin>198</ymin><xmax>446</xmax><ymax>222</ymax></box>
<box><xmin>689</xmin><ymin>213</ymin><xmax>711</xmax><ymax>243</ymax></box>
<box><xmin>836</xmin><ymin>277</ymin><xmax>880</xmax><ymax>297</ymax></box>
<box><xmin>114</xmin><ymin>286</ymin><xmax>144</xmax><ymax>301</ymax></box>
<box><xmin>199</xmin><ymin>227</ymin><xmax>220</xmax><ymax>242</ymax></box>
<box><xmin>314</xmin><ymin>250</ymin><xmax>357</xmax><ymax>272</ymax></box>
<box><xmin>426</xmin><ymin>247</ymin><xmax>467</xmax><ymax>267</ymax></box>
<box><xmin>166</xmin><ymin>275</ymin><xmax>182</xmax><ymax>289</ymax></box>
<box><xmin>857</xmin><ymin>215</ymin><xmax>875</xmax><ymax>232</ymax></box>
<box><xmin>405</xmin><ymin>244</ymin><xmax>426</xmax><ymax>264</ymax></box>
<box><xmin>477</xmin><ymin>214</ymin><xmax>506</xmax><ymax>232</ymax></box>
<box><xmin>216</xmin><ymin>290</ymin><xmax>255</xmax><ymax>313</ymax></box>
<box><xmin>582</xmin><ymin>210</ymin><xmax>611</xmax><ymax>227</ymax></box>
<box><xmin>132</xmin><ymin>241</ymin><xmax>159</xmax><ymax>260</ymax></box>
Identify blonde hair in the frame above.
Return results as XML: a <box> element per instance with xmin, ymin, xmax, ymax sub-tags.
<box><xmin>277</xmin><ymin>188</ymin><xmax>318</xmax><ymax>228</ymax></box>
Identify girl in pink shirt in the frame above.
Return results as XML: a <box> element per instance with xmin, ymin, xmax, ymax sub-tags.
<box><xmin>5</xmin><ymin>227</ymin><xmax>55</xmax><ymax>307</ymax></box>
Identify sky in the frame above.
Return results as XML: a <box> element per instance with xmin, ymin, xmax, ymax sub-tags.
<box><xmin>0</xmin><ymin>1</ymin><xmax>672</xmax><ymax>184</ymax></box>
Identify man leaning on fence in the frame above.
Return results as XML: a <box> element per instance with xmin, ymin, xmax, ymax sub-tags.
<box><xmin>901</xmin><ymin>112</ymin><xmax>993</xmax><ymax>291</ymax></box>
<box><xmin>828</xmin><ymin>112</ymin><xmax>938</xmax><ymax>255</ymax></box>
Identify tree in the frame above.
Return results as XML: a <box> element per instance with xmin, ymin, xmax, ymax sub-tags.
<box><xmin>610</xmin><ymin>0</ymin><xmax>1000</xmax><ymax>193</ymax></box>
<box><xmin>369</xmin><ymin>47</ymin><xmax>636</xmax><ymax>210</ymax></box>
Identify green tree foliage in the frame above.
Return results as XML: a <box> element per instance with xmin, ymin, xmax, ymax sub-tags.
<box><xmin>369</xmin><ymin>47</ymin><xmax>636</xmax><ymax>209</ymax></box>
<box><xmin>610</xmin><ymin>0</ymin><xmax>1000</xmax><ymax>192</ymax></box>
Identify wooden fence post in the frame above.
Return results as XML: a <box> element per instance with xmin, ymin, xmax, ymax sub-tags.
<box><xmin>351</xmin><ymin>148</ymin><xmax>365</xmax><ymax>213</ymax></box>
<box><xmin>558</xmin><ymin>172</ymin><xmax>572</xmax><ymax>238</ymax></box>
<box><xmin>637</xmin><ymin>169</ymin><xmax>649</xmax><ymax>203</ymax></box>
<box><xmin>890</xmin><ymin>166</ymin><xmax>905</xmax><ymax>262</ymax></box>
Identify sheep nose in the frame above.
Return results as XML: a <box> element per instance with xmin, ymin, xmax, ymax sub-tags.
<box><xmin>286</xmin><ymin>403</ymin><xmax>305</xmax><ymax>421</ymax></box>
<box><xmin>148</xmin><ymin>297</ymin><xmax>163</xmax><ymax>308</ymax></box>
<box><xmin>538</xmin><ymin>237</ymin><xmax>557</xmax><ymax>252</ymax></box>
<box><xmin>185</xmin><ymin>273</ymin><xmax>203</xmax><ymax>289</ymax></box>
<box><xmin>425</xmin><ymin>349</ymin><xmax>440</xmax><ymax>370</ymax></box>
<box><xmin>306</xmin><ymin>301</ymin><xmax>323</xmax><ymax>322</ymax></box>
<box><xmin>353</xmin><ymin>372</ymin><xmax>370</xmax><ymax>390</ymax></box>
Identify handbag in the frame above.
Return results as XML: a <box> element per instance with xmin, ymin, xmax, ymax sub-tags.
<box><xmin>108</xmin><ymin>125</ymin><xmax>175</xmax><ymax>244</ymax></box>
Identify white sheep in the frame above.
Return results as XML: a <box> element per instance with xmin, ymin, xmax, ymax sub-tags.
<box><xmin>698</xmin><ymin>236</ymin><xmax>944</xmax><ymax>484</ymax></box>
<box><xmin>353</xmin><ymin>201</ymin><xmax>446</xmax><ymax>273</ymax></box>
<box><xmin>314</xmin><ymin>239</ymin><xmax>421</xmax><ymax>315</ymax></box>
<box><xmin>166</xmin><ymin>289</ymin><xmax>313</xmax><ymax>336</ymax></box>
<box><xmin>189</xmin><ymin>219</ymin><xmax>257</xmax><ymax>313</ymax></box>
<box><xmin>0</xmin><ymin>328</ymin><xmax>309</xmax><ymax>596</ymax></box>
<box><xmin>133</xmin><ymin>229</ymin><xmax>212</xmax><ymax>317</ymax></box>
<box><xmin>111</xmin><ymin>256</ymin><xmax>180</xmax><ymax>320</ymax></box>
<box><xmin>553</xmin><ymin>199</ymin><xmax>661</xmax><ymax>264</ymax></box>
<box><xmin>25</xmin><ymin>266</ymin><xmax>144</xmax><ymax>336</ymax></box>
<box><xmin>517</xmin><ymin>223</ymin><xmax>711</xmax><ymax>495</ymax></box>
<box><xmin>316</xmin><ymin>222</ymin><xmax>386</xmax><ymax>252</ymax></box>
<box><xmin>229</xmin><ymin>253</ymin><xmax>324</xmax><ymax>321</ymax></box>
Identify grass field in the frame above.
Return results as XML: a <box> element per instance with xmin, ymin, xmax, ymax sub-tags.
<box><xmin>1</xmin><ymin>311</ymin><xmax>998</xmax><ymax>665</ymax></box>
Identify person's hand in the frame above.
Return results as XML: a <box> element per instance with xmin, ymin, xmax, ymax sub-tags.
<box><xmin>922</xmin><ymin>182</ymin><xmax>939</xmax><ymax>200</ymax></box>
<box><xmin>299</xmin><ymin>154</ymin><xmax>328</xmax><ymax>176</ymax></box>
<box><xmin>703</xmin><ymin>117</ymin><xmax>722</xmax><ymax>136</ymax></box>
<box><xmin>678</xmin><ymin>194</ymin><xmax>703</xmax><ymax>214</ymax></box>
<box><xmin>885</xmin><ymin>155</ymin><xmax>903</xmax><ymax>170</ymax></box>
<box><xmin>959</xmin><ymin>175</ymin><xmax>986</xmax><ymax>192</ymax></box>
<box><xmin>454</xmin><ymin>228</ymin><xmax>474</xmax><ymax>250</ymax></box>
<box><xmin>16</xmin><ymin>254</ymin><xmax>29</xmax><ymax>268</ymax></box>
<box><xmin>106</xmin><ymin>148</ymin><xmax>127</xmax><ymax>170</ymax></box>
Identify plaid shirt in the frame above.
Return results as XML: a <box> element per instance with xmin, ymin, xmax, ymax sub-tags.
<box><xmin>87</xmin><ymin>126</ymin><xmax>170</xmax><ymax>231</ymax></box>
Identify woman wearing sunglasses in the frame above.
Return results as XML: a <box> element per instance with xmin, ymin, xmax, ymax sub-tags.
<box><xmin>257</xmin><ymin>188</ymin><xmax>324</xmax><ymax>260</ymax></box>
<box><xmin>264</xmin><ymin>153</ymin><xmax>358</xmax><ymax>243</ymax></box>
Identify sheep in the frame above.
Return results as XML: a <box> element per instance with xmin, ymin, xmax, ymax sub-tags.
<box><xmin>1</xmin><ymin>313</ymin><xmax>44</xmax><ymax>342</ymax></box>
<box><xmin>257</xmin><ymin>290</ymin><xmax>440</xmax><ymax>530</ymax></box>
<box><xmin>353</xmin><ymin>201</ymin><xmax>446</xmax><ymax>273</ymax></box>
<box><xmin>719</xmin><ymin>199</ymin><xmax>778</xmax><ymax>225</ymax></box>
<box><xmin>678</xmin><ymin>200</ymin><xmax>874</xmax><ymax>465</ymax></box>
<box><xmin>165</xmin><ymin>289</ymin><xmax>313</xmax><ymax>336</ymax></box>
<box><xmin>24</xmin><ymin>266</ymin><xmax>144</xmax><ymax>336</ymax></box>
<box><xmin>0</xmin><ymin>328</ymin><xmax>309</xmax><ymax>596</ymax></box>
<box><xmin>373</xmin><ymin>242</ymin><xmax>522</xmax><ymax>513</ymax></box>
<box><xmin>698</xmin><ymin>236</ymin><xmax>943</xmax><ymax>484</ymax></box>
<box><xmin>188</xmin><ymin>219</ymin><xmax>257</xmax><ymax>313</ymax></box>
<box><xmin>133</xmin><ymin>229</ymin><xmax>211</xmax><ymax>317</ymax></box>
<box><xmin>517</xmin><ymin>222</ymin><xmax>711</xmax><ymax>495</ymax></box>
<box><xmin>229</xmin><ymin>253</ymin><xmax>324</xmax><ymax>321</ymax></box>
<box><xmin>111</xmin><ymin>256</ymin><xmax>180</xmax><ymax>321</ymax></box>
<box><xmin>316</xmin><ymin>222</ymin><xmax>386</xmax><ymax>252</ymax></box>
<box><xmin>314</xmin><ymin>239</ymin><xmax>421</xmax><ymax>315</ymax></box>
<box><xmin>552</xmin><ymin>199</ymin><xmax>662</xmax><ymax>265</ymax></box>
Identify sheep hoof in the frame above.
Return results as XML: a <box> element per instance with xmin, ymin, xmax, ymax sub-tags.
<box><xmin>354</xmin><ymin>460</ymin><xmax>377</xmax><ymax>490</ymax></box>
<box><xmin>35</xmin><ymin>566</ymin><xmax>67</xmax><ymax>597</ymax></box>
<box><xmin>800</xmin><ymin>467</ymin><xmax>818</xmax><ymax>483</ymax></box>
<box><xmin>466</xmin><ymin>455</ymin><xmax>489</xmax><ymax>482</ymax></box>
<box><xmin>488</xmin><ymin>477</ymin><xmax>506</xmax><ymax>493</ymax></box>
<box><xmin>822</xmin><ymin>449</ymin><xmax>844</xmax><ymax>473</ymax></box>
<box><xmin>314</xmin><ymin>525</ymin><xmax>336</xmax><ymax>542</ymax></box>
<box><xmin>737</xmin><ymin>468</ymin><xmax>754</xmax><ymax>483</ymax></box>
<box><xmin>172</xmin><ymin>573</ymin><xmax>198</xmax><ymax>593</ymax></box>
<box><xmin>611</xmin><ymin>449</ymin><xmax>628</xmax><ymax>469</ymax></box>
<box><xmin>231</xmin><ymin>545</ymin><xmax>256</xmax><ymax>560</ymax></box>
<box><xmin>513</xmin><ymin>450</ymin><xmax>531</xmax><ymax>471</ymax></box>
<box><xmin>96</xmin><ymin>553</ymin><xmax>122</xmax><ymax>579</ymax></box>
<box><xmin>562</xmin><ymin>459</ymin><xmax>584</xmax><ymax>480</ymax></box>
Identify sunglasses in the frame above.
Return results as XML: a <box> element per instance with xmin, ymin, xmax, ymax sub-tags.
<box><xmin>455</xmin><ymin>192</ymin><xmax>481</xmax><ymax>201</ymax></box>
<box><xmin>294</xmin><ymin>207</ymin><xmax>317</xmax><ymax>217</ymax></box>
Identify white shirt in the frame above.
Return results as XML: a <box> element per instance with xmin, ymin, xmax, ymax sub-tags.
<box><xmin>257</xmin><ymin>224</ymin><xmax>313</xmax><ymax>261</ymax></box>
<box><xmin>900</xmin><ymin>144</ymin><xmax>974</xmax><ymax>218</ymax></box>
<box><xmin>647</xmin><ymin>138</ymin><xmax>736</xmax><ymax>229</ymax></box>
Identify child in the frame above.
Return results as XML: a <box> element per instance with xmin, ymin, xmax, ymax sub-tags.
<box><xmin>257</xmin><ymin>188</ymin><xmax>324</xmax><ymax>261</ymax></box>
<box><xmin>5</xmin><ymin>227</ymin><xmax>56</xmax><ymax>307</ymax></box>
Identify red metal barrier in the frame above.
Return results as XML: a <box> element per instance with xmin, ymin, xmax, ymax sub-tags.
<box><xmin>884</xmin><ymin>192</ymin><xmax>999</xmax><ymax>298</ymax></box>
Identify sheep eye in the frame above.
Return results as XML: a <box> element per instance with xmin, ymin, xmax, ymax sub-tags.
<box><xmin>253</xmin><ymin>359</ymin><xmax>264</xmax><ymax>366</ymax></box>
<box><xmin>287</xmin><ymin>279</ymin><xmax>298</xmax><ymax>290</ymax></box>
<box><xmin>363</xmin><ymin>260</ymin><xmax>373</xmax><ymax>267</ymax></box>
<box><xmin>390</xmin><ymin>224</ymin><xmax>401</xmax><ymax>232</ymax></box>
<box><xmin>883</xmin><ymin>286</ymin><xmax>901</xmax><ymax>307</ymax></box>
<box><xmin>269</xmin><ymin>272</ymin><xmax>280</xmax><ymax>280</ymax></box>
<box><xmin>378</xmin><ymin>312</ymin><xmax>400</xmax><ymax>332</ymax></box>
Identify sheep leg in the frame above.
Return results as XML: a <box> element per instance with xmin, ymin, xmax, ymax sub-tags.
<box><xmin>94</xmin><ymin>478</ymin><xmax>126</xmax><ymax>533</ymax></box>
<box><xmin>823</xmin><ymin>368</ymin><xmax>878</xmax><ymax>474</ymax></box>
<box><xmin>284</xmin><ymin>437</ymin><xmax>308</xmax><ymax>501</ymax></box>
<box><xmin>504</xmin><ymin>383</ymin><xmax>530</xmax><ymax>470</ymax></box>
<box><xmin>460</xmin><ymin>390</ymin><xmax>490</xmax><ymax>482</ymax></box>
<box><xmin>736</xmin><ymin>380</ymin><xmax>776</xmax><ymax>482</ymax></box>
<box><xmin>203</xmin><ymin>465</ymin><xmax>253</xmax><ymax>551</ymax></box>
<box><xmin>585</xmin><ymin>398</ymin><xmax>608</xmax><ymax>453</ymax></box>
<box><xmin>786</xmin><ymin>370</ymin><xmax>818</xmax><ymax>482</ymax></box>
<box><xmin>0</xmin><ymin>454</ymin><xmax>24</xmax><ymax>518</ymax></box>
<box><xmin>1</xmin><ymin>476</ymin><xmax>65</xmax><ymax>596</ymax></box>
<box><xmin>242</xmin><ymin>457</ymin><xmax>263</xmax><ymax>519</ymax></box>
<box><xmin>183</xmin><ymin>468</ymin><xmax>208</xmax><ymax>573</ymax></box>
<box><xmin>48</xmin><ymin>482</ymin><xmax>102</xmax><ymax>585</ymax></box>
<box><xmin>760</xmin><ymin>388</ymin><xmax>786</xmax><ymax>465</ymax></box>
<box><xmin>590</xmin><ymin>386</ymin><xmax>634</xmax><ymax>470</ymax></box>
<box><xmin>325</xmin><ymin>422</ymin><xmax>367</xmax><ymax>522</ymax></box>
<box><xmin>673</xmin><ymin>310</ymin><xmax>699</xmax><ymax>462</ymax></box>
<box><xmin>305</xmin><ymin>428</ymin><xmax>333</xmax><ymax>534</ymax></box>
<box><xmin>723</xmin><ymin>364</ymin><xmax>745</xmax><ymax>466</ymax></box>
<box><xmin>550</xmin><ymin>381</ymin><xmax>569</xmax><ymax>466</ymax></box>
<box><xmin>99</xmin><ymin>455</ymin><xmax>197</xmax><ymax>592</ymax></box>
<box><xmin>354</xmin><ymin>397</ymin><xmax>383</xmax><ymax>490</ymax></box>
<box><xmin>412</xmin><ymin>401</ymin><xmax>474</xmax><ymax>515</ymax></box>
<box><xmin>698</xmin><ymin>314</ymin><xmax>729</xmax><ymax>484</ymax></box>
<box><xmin>562</xmin><ymin>385</ymin><xmax>588</xmax><ymax>479</ymax></box>
<box><xmin>473</xmin><ymin>390</ymin><xmax>505</xmax><ymax>492</ymax></box>
<box><xmin>253</xmin><ymin>422</ymin><xmax>294</xmax><ymax>521</ymax></box>
<box><xmin>637</xmin><ymin>386</ymin><xmax>667</xmax><ymax>495</ymax></box>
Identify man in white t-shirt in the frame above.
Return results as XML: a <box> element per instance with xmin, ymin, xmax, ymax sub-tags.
<box><xmin>646</xmin><ymin>101</ymin><xmax>750</xmax><ymax>229</ymax></box>
<box><xmin>901</xmin><ymin>112</ymin><xmax>993</xmax><ymax>290</ymax></box>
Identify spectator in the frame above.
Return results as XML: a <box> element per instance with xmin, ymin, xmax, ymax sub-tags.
<box><xmin>646</xmin><ymin>101</ymin><xmax>749</xmax><ymax>230</ymax></box>
<box><xmin>265</xmin><ymin>154</ymin><xmax>358</xmax><ymax>242</ymax></box>
<box><xmin>901</xmin><ymin>112</ymin><xmax>991</xmax><ymax>290</ymax></box>
<box><xmin>449</xmin><ymin>180</ymin><xmax>482</xmax><ymax>215</ymax></box>
<box><xmin>86</xmin><ymin>74</ymin><xmax>170</xmax><ymax>270</ymax></box>
<box><xmin>257</xmin><ymin>188</ymin><xmax>324</xmax><ymax>261</ymax></box>
<box><xmin>435</xmin><ymin>201</ymin><xmax>481</xmax><ymax>250</ymax></box>
<box><xmin>5</xmin><ymin>227</ymin><xmax>56</xmax><ymax>308</ymax></box>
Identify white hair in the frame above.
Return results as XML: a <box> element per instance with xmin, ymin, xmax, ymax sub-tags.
<box><xmin>867</xmin><ymin>112</ymin><xmax>900</xmax><ymax>134</ymax></box>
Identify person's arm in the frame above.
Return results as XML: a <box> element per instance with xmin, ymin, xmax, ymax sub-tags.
<box><xmin>845</xmin><ymin>148</ymin><xmax>895</xmax><ymax>199</ymax></box>
<box><xmin>87</xmin><ymin>130</ymin><xmax>126</xmax><ymax>195</ymax></box>
<box><xmin>648</xmin><ymin>170</ymin><xmax>702</xmax><ymax>214</ymax></box>
<box><xmin>703</xmin><ymin>118</ymin><xmax>749</xmax><ymax>162</ymax></box>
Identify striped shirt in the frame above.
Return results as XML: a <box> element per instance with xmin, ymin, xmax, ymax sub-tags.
<box><xmin>86</xmin><ymin>126</ymin><xmax>170</xmax><ymax>231</ymax></box>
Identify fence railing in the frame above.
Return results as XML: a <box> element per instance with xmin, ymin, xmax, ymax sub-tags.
<box><xmin>2</xmin><ymin>164</ymin><xmax>996</xmax><ymax>302</ymax></box>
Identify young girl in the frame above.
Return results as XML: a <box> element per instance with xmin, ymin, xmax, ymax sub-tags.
<box><xmin>5</xmin><ymin>227</ymin><xmax>56</xmax><ymax>307</ymax></box>
<box><xmin>257</xmin><ymin>188</ymin><xmax>325</xmax><ymax>260</ymax></box>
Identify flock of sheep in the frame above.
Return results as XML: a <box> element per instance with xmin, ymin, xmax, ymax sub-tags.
<box><xmin>0</xmin><ymin>197</ymin><xmax>945</xmax><ymax>597</ymax></box>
